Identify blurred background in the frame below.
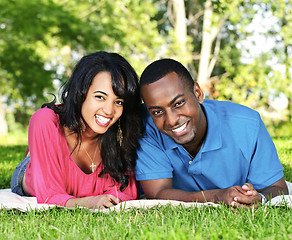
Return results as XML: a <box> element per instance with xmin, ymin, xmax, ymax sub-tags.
<box><xmin>0</xmin><ymin>0</ymin><xmax>291</xmax><ymax>139</ymax></box>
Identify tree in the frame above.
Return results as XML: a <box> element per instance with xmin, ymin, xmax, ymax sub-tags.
<box><xmin>0</xmin><ymin>0</ymin><xmax>164</xmax><ymax>135</ymax></box>
<box><xmin>155</xmin><ymin>0</ymin><xmax>291</xmax><ymax>123</ymax></box>
<box><xmin>0</xmin><ymin>0</ymin><xmax>88</xmax><ymax>134</ymax></box>
<box><xmin>154</xmin><ymin>0</ymin><xmax>257</xmax><ymax>94</ymax></box>
<box><xmin>263</xmin><ymin>0</ymin><xmax>292</xmax><ymax>120</ymax></box>
<box><xmin>215</xmin><ymin>1</ymin><xmax>292</xmax><ymax>121</ymax></box>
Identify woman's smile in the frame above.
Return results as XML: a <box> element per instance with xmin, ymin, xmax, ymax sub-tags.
<box><xmin>95</xmin><ymin>114</ymin><xmax>111</xmax><ymax>127</ymax></box>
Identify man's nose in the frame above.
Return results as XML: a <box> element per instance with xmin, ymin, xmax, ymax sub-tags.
<box><xmin>165</xmin><ymin>110</ymin><xmax>179</xmax><ymax>127</ymax></box>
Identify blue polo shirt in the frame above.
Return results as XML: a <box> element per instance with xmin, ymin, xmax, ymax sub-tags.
<box><xmin>135</xmin><ymin>99</ymin><xmax>284</xmax><ymax>191</ymax></box>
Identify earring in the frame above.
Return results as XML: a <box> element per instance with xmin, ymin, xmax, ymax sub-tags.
<box><xmin>117</xmin><ymin>120</ymin><xmax>123</xmax><ymax>146</ymax></box>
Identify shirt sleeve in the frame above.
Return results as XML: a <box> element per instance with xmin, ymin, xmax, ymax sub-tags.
<box><xmin>247</xmin><ymin>114</ymin><xmax>284</xmax><ymax>189</ymax></box>
<box><xmin>134</xmin><ymin>118</ymin><xmax>173</xmax><ymax>181</ymax></box>
<box><xmin>103</xmin><ymin>171</ymin><xmax>138</xmax><ymax>201</ymax></box>
<box><xmin>25</xmin><ymin>108</ymin><xmax>74</xmax><ymax>206</ymax></box>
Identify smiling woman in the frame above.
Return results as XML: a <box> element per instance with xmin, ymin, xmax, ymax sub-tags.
<box><xmin>10</xmin><ymin>51</ymin><xmax>144</xmax><ymax>209</ymax></box>
<box><xmin>81</xmin><ymin>72</ymin><xmax>124</xmax><ymax>136</ymax></box>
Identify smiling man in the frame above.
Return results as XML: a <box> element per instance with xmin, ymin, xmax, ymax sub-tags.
<box><xmin>135</xmin><ymin>58</ymin><xmax>289</xmax><ymax>208</ymax></box>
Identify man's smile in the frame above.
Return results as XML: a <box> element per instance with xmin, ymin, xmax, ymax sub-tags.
<box><xmin>171</xmin><ymin>121</ymin><xmax>189</xmax><ymax>135</ymax></box>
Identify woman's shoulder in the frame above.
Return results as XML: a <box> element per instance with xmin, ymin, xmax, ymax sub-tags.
<box><xmin>30</xmin><ymin>107</ymin><xmax>60</xmax><ymax>127</ymax></box>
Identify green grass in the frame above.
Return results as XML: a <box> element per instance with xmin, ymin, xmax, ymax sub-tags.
<box><xmin>273</xmin><ymin>137</ymin><xmax>292</xmax><ymax>181</ymax></box>
<box><xmin>0</xmin><ymin>205</ymin><xmax>292</xmax><ymax>239</ymax></box>
<box><xmin>0</xmin><ymin>135</ymin><xmax>291</xmax><ymax>239</ymax></box>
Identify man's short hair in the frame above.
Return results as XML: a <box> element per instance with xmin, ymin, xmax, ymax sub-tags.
<box><xmin>140</xmin><ymin>58</ymin><xmax>194</xmax><ymax>89</ymax></box>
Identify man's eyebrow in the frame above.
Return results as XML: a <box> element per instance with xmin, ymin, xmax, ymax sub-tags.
<box><xmin>148</xmin><ymin>94</ymin><xmax>184</xmax><ymax>111</ymax></box>
<box><xmin>169</xmin><ymin>94</ymin><xmax>184</xmax><ymax>106</ymax></box>
<box><xmin>148</xmin><ymin>106</ymin><xmax>162</xmax><ymax>110</ymax></box>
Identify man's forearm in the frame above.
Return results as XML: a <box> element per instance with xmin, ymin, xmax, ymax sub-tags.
<box><xmin>260</xmin><ymin>185</ymin><xmax>288</xmax><ymax>201</ymax></box>
<box><xmin>259</xmin><ymin>177</ymin><xmax>288</xmax><ymax>201</ymax></box>
<box><xmin>153</xmin><ymin>188</ymin><xmax>220</xmax><ymax>203</ymax></box>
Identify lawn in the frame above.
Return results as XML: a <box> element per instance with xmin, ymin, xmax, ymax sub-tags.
<box><xmin>0</xmin><ymin>136</ymin><xmax>291</xmax><ymax>239</ymax></box>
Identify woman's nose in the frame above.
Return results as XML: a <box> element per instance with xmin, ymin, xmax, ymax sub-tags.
<box><xmin>102</xmin><ymin>101</ymin><xmax>114</xmax><ymax>116</ymax></box>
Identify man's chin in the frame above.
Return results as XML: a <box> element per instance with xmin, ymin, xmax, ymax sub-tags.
<box><xmin>172</xmin><ymin>134</ymin><xmax>196</xmax><ymax>146</ymax></box>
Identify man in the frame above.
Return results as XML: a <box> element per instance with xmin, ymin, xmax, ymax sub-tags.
<box><xmin>135</xmin><ymin>58</ymin><xmax>288</xmax><ymax>208</ymax></box>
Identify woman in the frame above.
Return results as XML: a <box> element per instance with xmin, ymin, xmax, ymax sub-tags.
<box><xmin>11</xmin><ymin>51</ymin><xmax>144</xmax><ymax>209</ymax></box>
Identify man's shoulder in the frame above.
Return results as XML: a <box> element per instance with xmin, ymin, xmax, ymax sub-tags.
<box><xmin>203</xmin><ymin>99</ymin><xmax>260</xmax><ymax>122</ymax></box>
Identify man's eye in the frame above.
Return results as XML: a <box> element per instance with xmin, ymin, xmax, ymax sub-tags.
<box><xmin>152</xmin><ymin>110</ymin><xmax>162</xmax><ymax>116</ymax></box>
<box><xmin>175</xmin><ymin>100</ymin><xmax>185</xmax><ymax>107</ymax></box>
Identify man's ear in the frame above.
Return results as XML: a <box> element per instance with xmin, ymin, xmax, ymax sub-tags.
<box><xmin>193</xmin><ymin>82</ymin><xmax>204</xmax><ymax>104</ymax></box>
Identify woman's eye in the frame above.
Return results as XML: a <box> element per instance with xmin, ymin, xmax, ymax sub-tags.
<box><xmin>95</xmin><ymin>95</ymin><xmax>104</xmax><ymax>100</ymax></box>
<box><xmin>116</xmin><ymin>100</ymin><xmax>124</xmax><ymax>106</ymax></box>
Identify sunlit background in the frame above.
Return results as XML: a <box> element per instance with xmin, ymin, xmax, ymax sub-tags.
<box><xmin>0</xmin><ymin>0</ymin><xmax>291</xmax><ymax>139</ymax></box>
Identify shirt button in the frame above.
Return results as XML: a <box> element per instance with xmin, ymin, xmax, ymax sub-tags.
<box><xmin>189</xmin><ymin>161</ymin><xmax>192</xmax><ymax>165</ymax></box>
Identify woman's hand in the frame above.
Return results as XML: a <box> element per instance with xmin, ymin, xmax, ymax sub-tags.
<box><xmin>65</xmin><ymin>194</ymin><xmax>121</xmax><ymax>209</ymax></box>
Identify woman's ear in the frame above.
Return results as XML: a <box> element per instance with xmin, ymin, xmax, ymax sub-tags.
<box><xmin>193</xmin><ymin>82</ymin><xmax>204</xmax><ymax>104</ymax></box>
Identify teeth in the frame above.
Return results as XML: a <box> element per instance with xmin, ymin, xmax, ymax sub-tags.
<box><xmin>172</xmin><ymin>122</ymin><xmax>187</xmax><ymax>133</ymax></box>
<box><xmin>95</xmin><ymin>115</ymin><xmax>110</xmax><ymax>124</ymax></box>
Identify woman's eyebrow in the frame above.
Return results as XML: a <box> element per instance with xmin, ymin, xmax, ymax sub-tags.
<box><xmin>93</xmin><ymin>90</ymin><xmax>107</xmax><ymax>96</ymax></box>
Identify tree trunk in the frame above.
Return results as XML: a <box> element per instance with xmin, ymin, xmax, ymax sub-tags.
<box><xmin>172</xmin><ymin>0</ymin><xmax>187</xmax><ymax>53</ymax></box>
<box><xmin>197</xmin><ymin>0</ymin><xmax>214</xmax><ymax>95</ymax></box>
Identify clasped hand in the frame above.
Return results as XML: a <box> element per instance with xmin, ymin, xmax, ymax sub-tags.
<box><xmin>216</xmin><ymin>183</ymin><xmax>262</xmax><ymax>208</ymax></box>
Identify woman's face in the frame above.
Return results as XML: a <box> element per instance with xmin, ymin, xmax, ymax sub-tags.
<box><xmin>81</xmin><ymin>71</ymin><xmax>124</xmax><ymax>137</ymax></box>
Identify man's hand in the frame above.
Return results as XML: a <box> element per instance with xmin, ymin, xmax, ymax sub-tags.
<box><xmin>228</xmin><ymin>183</ymin><xmax>262</xmax><ymax>209</ymax></box>
<box><xmin>140</xmin><ymin>177</ymin><xmax>288</xmax><ymax>209</ymax></box>
<box><xmin>141</xmin><ymin>179</ymin><xmax>261</xmax><ymax>206</ymax></box>
<box><xmin>230</xmin><ymin>178</ymin><xmax>288</xmax><ymax>208</ymax></box>
<box><xmin>213</xmin><ymin>184</ymin><xmax>260</xmax><ymax>208</ymax></box>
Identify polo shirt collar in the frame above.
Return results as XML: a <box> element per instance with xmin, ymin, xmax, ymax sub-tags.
<box><xmin>161</xmin><ymin>102</ymin><xmax>222</xmax><ymax>152</ymax></box>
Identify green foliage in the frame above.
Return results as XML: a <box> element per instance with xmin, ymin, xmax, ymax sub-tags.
<box><xmin>265</xmin><ymin>0</ymin><xmax>292</xmax><ymax>120</ymax></box>
<box><xmin>266</xmin><ymin>121</ymin><xmax>292</xmax><ymax>138</ymax></box>
<box><xmin>0</xmin><ymin>0</ymin><xmax>291</xmax><ymax>132</ymax></box>
<box><xmin>0</xmin><ymin>0</ymin><xmax>83</xmax><ymax>105</ymax></box>
<box><xmin>0</xmin><ymin>0</ymin><xmax>164</xmax><ymax>130</ymax></box>
<box><xmin>215</xmin><ymin>53</ymin><xmax>272</xmax><ymax>107</ymax></box>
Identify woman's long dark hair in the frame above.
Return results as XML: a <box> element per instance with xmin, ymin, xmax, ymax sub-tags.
<box><xmin>42</xmin><ymin>51</ymin><xmax>143</xmax><ymax>191</ymax></box>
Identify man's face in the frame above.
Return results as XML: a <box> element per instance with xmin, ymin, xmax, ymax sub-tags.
<box><xmin>141</xmin><ymin>72</ymin><xmax>206</xmax><ymax>149</ymax></box>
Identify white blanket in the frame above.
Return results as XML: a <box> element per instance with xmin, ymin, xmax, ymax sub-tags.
<box><xmin>1</xmin><ymin>189</ymin><xmax>291</xmax><ymax>213</ymax></box>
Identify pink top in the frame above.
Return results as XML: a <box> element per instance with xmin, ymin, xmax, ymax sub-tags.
<box><xmin>25</xmin><ymin>108</ymin><xmax>138</xmax><ymax>206</ymax></box>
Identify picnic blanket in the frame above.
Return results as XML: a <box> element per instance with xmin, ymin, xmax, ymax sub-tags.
<box><xmin>1</xmin><ymin>189</ymin><xmax>292</xmax><ymax>213</ymax></box>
